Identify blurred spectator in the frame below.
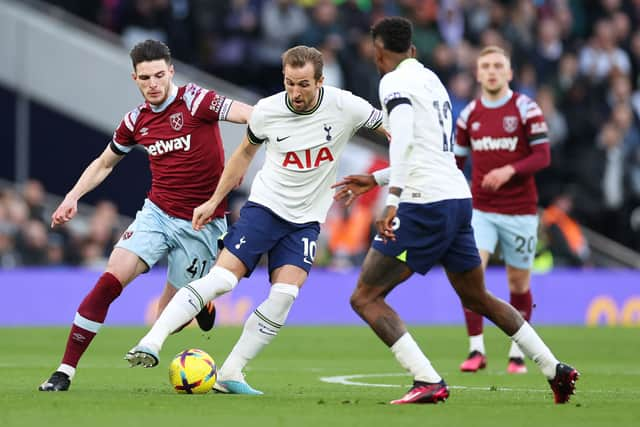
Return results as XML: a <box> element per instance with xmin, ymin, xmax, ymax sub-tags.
<box><xmin>535</xmin><ymin>86</ymin><xmax>568</xmax><ymax>205</ymax></box>
<box><xmin>118</xmin><ymin>0</ymin><xmax>172</xmax><ymax>51</ymax></box>
<box><xmin>325</xmin><ymin>201</ymin><xmax>372</xmax><ymax>269</ymax></box>
<box><xmin>573</xmin><ymin>122</ymin><xmax>630</xmax><ymax>245</ymax></box>
<box><xmin>296</xmin><ymin>0</ymin><xmax>343</xmax><ymax>50</ymax></box>
<box><xmin>437</xmin><ymin>0</ymin><xmax>464</xmax><ymax>48</ymax></box>
<box><xmin>0</xmin><ymin>223</ymin><xmax>19</xmax><ymax>269</ymax></box>
<box><xmin>610</xmin><ymin>102</ymin><xmax>640</xmax><ymax>154</ymax></box>
<box><xmin>22</xmin><ymin>179</ymin><xmax>48</xmax><ymax>224</ymax></box>
<box><xmin>578</xmin><ymin>18</ymin><xmax>631</xmax><ymax>83</ymax></box>
<box><xmin>541</xmin><ymin>193</ymin><xmax>591</xmax><ymax>267</ymax></box>
<box><xmin>16</xmin><ymin>220</ymin><xmax>50</xmax><ymax>266</ymax></box>
<box><xmin>532</xmin><ymin>18</ymin><xmax>564</xmax><ymax>83</ymax></box>
<box><xmin>343</xmin><ymin>32</ymin><xmax>380</xmax><ymax>107</ymax></box>
<box><xmin>318</xmin><ymin>36</ymin><xmax>345</xmax><ymax>88</ymax></box>
<box><xmin>258</xmin><ymin>0</ymin><xmax>308</xmax><ymax>94</ymax></box>
<box><xmin>208</xmin><ymin>0</ymin><xmax>260</xmax><ymax>86</ymax></box>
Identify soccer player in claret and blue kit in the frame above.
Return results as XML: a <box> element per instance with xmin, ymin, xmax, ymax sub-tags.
<box><xmin>38</xmin><ymin>39</ymin><xmax>252</xmax><ymax>392</ymax></box>
<box><xmin>332</xmin><ymin>17</ymin><xmax>579</xmax><ymax>405</ymax></box>
<box><xmin>455</xmin><ymin>45</ymin><xmax>551</xmax><ymax>375</ymax></box>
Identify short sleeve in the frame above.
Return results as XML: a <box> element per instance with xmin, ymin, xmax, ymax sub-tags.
<box><xmin>455</xmin><ymin>101</ymin><xmax>474</xmax><ymax>149</ymax></box>
<box><xmin>247</xmin><ymin>101</ymin><xmax>268</xmax><ymax>145</ymax></box>
<box><xmin>343</xmin><ymin>91</ymin><xmax>382</xmax><ymax>130</ymax></box>
<box><xmin>111</xmin><ymin>108</ymin><xmax>139</xmax><ymax>154</ymax></box>
<box><xmin>379</xmin><ymin>75</ymin><xmax>412</xmax><ymax>115</ymax></box>
<box><xmin>521</xmin><ymin>98</ymin><xmax>549</xmax><ymax>146</ymax></box>
<box><xmin>183</xmin><ymin>83</ymin><xmax>234</xmax><ymax>123</ymax></box>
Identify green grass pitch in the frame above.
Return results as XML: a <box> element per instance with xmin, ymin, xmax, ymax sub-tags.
<box><xmin>0</xmin><ymin>326</ymin><xmax>638</xmax><ymax>427</ymax></box>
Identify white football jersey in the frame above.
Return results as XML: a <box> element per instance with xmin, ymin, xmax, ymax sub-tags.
<box><xmin>247</xmin><ymin>86</ymin><xmax>382</xmax><ymax>223</ymax></box>
<box><xmin>379</xmin><ymin>58</ymin><xmax>471</xmax><ymax>203</ymax></box>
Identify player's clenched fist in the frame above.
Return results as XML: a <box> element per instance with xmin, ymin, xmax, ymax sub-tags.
<box><xmin>50</xmin><ymin>197</ymin><xmax>78</xmax><ymax>228</ymax></box>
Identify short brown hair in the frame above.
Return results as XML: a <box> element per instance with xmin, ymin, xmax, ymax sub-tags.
<box><xmin>477</xmin><ymin>45</ymin><xmax>511</xmax><ymax>62</ymax></box>
<box><xmin>281</xmin><ymin>46</ymin><xmax>324</xmax><ymax>81</ymax></box>
<box><xmin>130</xmin><ymin>39</ymin><xmax>171</xmax><ymax>69</ymax></box>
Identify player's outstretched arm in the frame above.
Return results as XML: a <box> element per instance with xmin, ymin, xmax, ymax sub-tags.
<box><xmin>192</xmin><ymin>135</ymin><xmax>260</xmax><ymax>230</ymax></box>
<box><xmin>224</xmin><ymin>101</ymin><xmax>253</xmax><ymax>124</ymax></box>
<box><xmin>332</xmin><ymin>174</ymin><xmax>378</xmax><ymax>206</ymax></box>
<box><xmin>51</xmin><ymin>145</ymin><xmax>124</xmax><ymax>228</ymax></box>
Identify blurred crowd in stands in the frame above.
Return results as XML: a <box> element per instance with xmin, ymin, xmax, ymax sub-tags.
<box><xmin>22</xmin><ymin>0</ymin><xmax>640</xmax><ymax>268</ymax></box>
<box><xmin>0</xmin><ymin>180</ymin><xmax>125</xmax><ymax>269</ymax></box>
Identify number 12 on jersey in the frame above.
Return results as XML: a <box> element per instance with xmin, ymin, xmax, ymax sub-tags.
<box><xmin>432</xmin><ymin>100</ymin><xmax>454</xmax><ymax>152</ymax></box>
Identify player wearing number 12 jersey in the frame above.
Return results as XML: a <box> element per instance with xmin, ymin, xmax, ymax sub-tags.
<box><xmin>38</xmin><ymin>40</ymin><xmax>252</xmax><ymax>392</ymax></box>
<box><xmin>454</xmin><ymin>46</ymin><xmax>551</xmax><ymax>375</ymax></box>
<box><xmin>126</xmin><ymin>45</ymin><xmax>386</xmax><ymax>395</ymax></box>
<box><xmin>333</xmin><ymin>17</ymin><xmax>577</xmax><ymax>404</ymax></box>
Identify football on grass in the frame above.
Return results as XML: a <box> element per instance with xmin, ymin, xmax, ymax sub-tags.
<box><xmin>168</xmin><ymin>348</ymin><xmax>217</xmax><ymax>394</ymax></box>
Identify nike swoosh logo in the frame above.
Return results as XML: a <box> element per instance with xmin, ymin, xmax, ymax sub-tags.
<box><xmin>276</xmin><ymin>136</ymin><xmax>290</xmax><ymax>142</ymax></box>
<box><xmin>303</xmin><ymin>258</ymin><xmax>313</xmax><ymax>265</ymax></box>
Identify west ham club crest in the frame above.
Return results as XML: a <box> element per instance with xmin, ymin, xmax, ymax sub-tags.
<box><xmin>170</xmin><ymin>112</ymin><xmax>184</xmax><ymax>131</ymax></box>
<box><xmin>503</xmin><ymin>116</ymin><xmax>518</xmax><ymax>133</ymax></box>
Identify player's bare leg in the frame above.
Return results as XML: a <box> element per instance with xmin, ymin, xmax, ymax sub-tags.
<box><xmin>460</xmin><ymin>250</ymin><xmax>490</xmax><ymax>372</ymax></box>
<box><xmin>215</xmin><ymin>264</ymin><xmax>305</xmax><ymax>395</ymax></box>
<box><xmin>351</xmin><ymin>249</ymin><xmax>449</xmax><ymax>404</ymax></box>
<box><xmin>447</xmin><ymin>265</ymin><xmax>579</xmax><ymax>403</ymax></box>
<box><xmin>505</xmin><ymin>264</ymin><xmax>532</xmax><ymax>373</ymax></box>
<box><xmin>39</xmin><ymin>248</ymin><xmax>147</xmax><ymax>391</ymax></box>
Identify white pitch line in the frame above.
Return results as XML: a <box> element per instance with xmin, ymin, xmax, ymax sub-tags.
<box><xmin>319</xmin><ymin>372</ymin><xmax>640</xmax><ymax>395</ymax></box>
<box><xmin>320</xmin><ymin>373</ymin><xmax>546</xmax><ymax>393</ymax></box>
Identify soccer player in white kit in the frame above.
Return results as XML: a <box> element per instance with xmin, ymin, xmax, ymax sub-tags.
<box><xmin>333</xmin><ymin>17</ymin><xmax>579</xmax><ymax>404</ymax></box>
<box><xmin>125</xmin><ymin>45</ymin><xmax>385</xmax><ymax>394</ymax></box>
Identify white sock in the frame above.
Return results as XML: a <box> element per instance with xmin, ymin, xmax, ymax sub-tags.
<box><xmin>390</xmin><ymin>333</ymin><xmax>441</xmax><ymax>383</ymax></box>
<box><xmin>508</xmin><ymin>341</ymin><xmax>525</xmax><ymax>359</ymax></box>
<box><xmin>469</xmin><ymin>334</ymin><xmax>485</xmax><ymax>354</ymax></box>
<box><xmin>511</xmin><ymin>322</ymin><xmax>558</xmax><ymax>379</ymax></box>
<box><xmin>57</xmin><ymin>364</ymin><xmax>76</xmax><ymax>380</ymax></box>
<box><xmin>139</xmin><ymin>266</ymin><xmax>238</xmax><ymax>352</ymax></box>
<box><xmin>218</xmin><ymin>283</ymin><xmax>298</xmax><ymax>381</ymax></box>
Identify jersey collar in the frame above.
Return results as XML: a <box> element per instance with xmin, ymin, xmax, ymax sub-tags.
<box><xmin>285</xmin><ymin>87</ymin><xmax>325</xmax><ymax>115</ymax></box>
<box><xmin>480</xmin><ymin>89</ymin><xmax>513</xmax><ymax>109</ymax></box>
<box><xmin>147</xmin><ymin>84</ymin><xmax>179</xmax><ymax>113</ymax></box>
<box><xmin>395</xmin><ymin>57</ymin><xmax>419</xmax><ymax>70</ymax></box>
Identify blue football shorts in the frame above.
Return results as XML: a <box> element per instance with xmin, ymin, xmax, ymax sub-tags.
<box><xmin>222</xmin><ymin>202</ymin><xmax>320</xmax><ymax>277</ymax></box>
<box><xmin>372</xmin><ymin>198</ymin><xmax>481</xmax><ymax>274</ymax></box>
<box><xmin>471</xmin><ymin>209</ymin><xmax>539</xmax><ymax>269</ymax></box>
<box><xmin>115</xmin><ymin>198</ymin><xmax>227</xmax><ymax>288</ymax></box>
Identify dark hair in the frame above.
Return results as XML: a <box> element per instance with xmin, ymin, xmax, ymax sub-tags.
<box><xmin>282</xmin><ymin>45</ymin><xmax>324</xmax><ymax>81</ymax></box>
<box><xmin>129</xmin><ymin>40</ymin><xmax>172</xmax><ymax>69</ymax></box>
<box><xmin>371</xmin><ymin>17</ymin><xmax>413</xmax><ymax>53</ymax></box>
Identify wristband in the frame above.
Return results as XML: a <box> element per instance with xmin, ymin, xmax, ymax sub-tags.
<box><xmin>386</xmin><ymin>194</ymin><xmax>400</xmax><ymax>207</ymax></box>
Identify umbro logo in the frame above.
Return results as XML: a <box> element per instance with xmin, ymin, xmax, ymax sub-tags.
<box><xmin>140</xmin><ymin>127</ymin><xmax>149</xmax><ymax>136</ymax></box>
<box><xmin>276</xmin><ymin>136</ymin><xmax>291</xmax><ymax>142</ymax></box>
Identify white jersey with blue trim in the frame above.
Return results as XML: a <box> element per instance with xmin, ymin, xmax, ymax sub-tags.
<box><xmin>379</xmin><ymin>58</ymin><xmax>470</xmax><ymax>203</ymax></box>
<box><xmin>247</xmin><ymin>85</ymin><xmax>383</xmax><ymax>223</ymax></box>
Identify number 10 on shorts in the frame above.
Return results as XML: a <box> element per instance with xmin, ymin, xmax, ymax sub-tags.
<box><xmin>302</xmin><ymin>237</ymin><xmax>316</xmax><ymax>265</ymax></box>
